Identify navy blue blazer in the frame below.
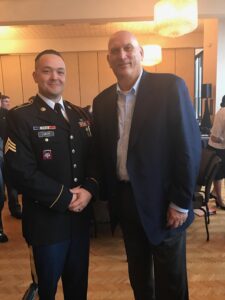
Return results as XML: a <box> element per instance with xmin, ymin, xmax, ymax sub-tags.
<box><xmin>93</xmin><ymin>71</ymin><xmax>201</xmax><ymax>245</ymax></box>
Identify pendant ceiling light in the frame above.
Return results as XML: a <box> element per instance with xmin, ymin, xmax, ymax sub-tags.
<box><xmin>142</xmin><ymin>45</ymin><xmax>162</xmax><ymax>66</ymax></box>
<box><xmin>154</xmin><ymin>0</ymin><xmax>198</xmax><ymax>38</ymax></box>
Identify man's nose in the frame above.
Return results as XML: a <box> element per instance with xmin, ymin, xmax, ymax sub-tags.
<box><xmin>50</xmin><ymin>71</ymin><xmax>58</xmax><ymax>79</ymax></box>
<box><xmin>118</xmin><ymin>48</ymin><xmax>127</xmax><ymax>59</ymax></box>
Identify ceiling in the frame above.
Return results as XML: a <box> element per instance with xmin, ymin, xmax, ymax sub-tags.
<box><xmin>0</xmin><ymin>0</ymin><xmax>224</xmax><ymax>41</ymax></box>
<box><xmin>0</xmin><ymin>19</ymin><xmax>204</xmax><ymax>40</ymax></box>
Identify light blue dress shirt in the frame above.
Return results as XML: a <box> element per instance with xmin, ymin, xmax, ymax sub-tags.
<box><xmin>117</xmin><ymin>72</ymin><xmax>142</xmax><ymax>181</ymax></box>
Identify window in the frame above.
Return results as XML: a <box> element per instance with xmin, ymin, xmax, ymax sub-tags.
<box><xmin>194</xmin><ymin>49</ymin><xmax>203</xmax><ymax>121</ymax></box>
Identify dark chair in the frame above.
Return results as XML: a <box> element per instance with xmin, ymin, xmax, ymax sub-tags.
<box><xmin>193</xmin><ymin>148</ymin><xmax>222</xmax><ymax>241</ymax></box>
<box><xmin>22</xmin><ymin>282</ymin><xmax>38</xmax><ymax>300</ymax></box>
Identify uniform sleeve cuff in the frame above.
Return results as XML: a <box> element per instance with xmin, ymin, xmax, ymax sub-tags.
<box><xmin>49</xmin><ymin>185</ymin><xmax>73</xmax><ymax>212</ymax></box>
<box><xmin>81</xmin><ymin>177</ymin><xmax>98</xmax><ymax>198</ymax></box>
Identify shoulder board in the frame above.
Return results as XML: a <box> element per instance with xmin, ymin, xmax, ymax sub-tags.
<box><xmin>64</xmin><ymin>101</ymin><xmax>91</xmax><ymax>122</ymax></box>
<box><xmin>13</xmin><ymin>100</ymin><xmax>33</xmax><ymax>111</ymax></box>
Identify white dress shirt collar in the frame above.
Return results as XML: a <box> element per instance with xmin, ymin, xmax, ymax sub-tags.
<box><xmin>38</xmin><ymin>93</ymin><xmax>65</xmax><ymax>111</ymax></box>
<box><xmin>116</xmin><ymin>69</ymin><xmax>143</xmax><ymax>96</ymax></box>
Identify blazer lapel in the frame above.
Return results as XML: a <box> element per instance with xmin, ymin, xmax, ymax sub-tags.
<box><xmin>128</xmin><ymin>72</ymin><xmax>155</xmax><ymax>150</ymax></box>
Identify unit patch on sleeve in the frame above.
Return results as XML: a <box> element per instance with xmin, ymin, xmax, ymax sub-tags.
<box><xmin>42</xmin><ymin>150</ymin><xmax>53</xmax><ymax>160</ymax></box>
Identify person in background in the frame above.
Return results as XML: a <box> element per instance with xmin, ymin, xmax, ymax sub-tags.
<box><xmin>28</xmin><ymin>96</ymin><xmax>35</xmax><ymax>103</ymax></box>
<box><xmin>0</xmin><ymin>95</ymin><xmax>8</xmax><ymax>242</ymax></box>
<box><xmin>92</xmin><ymin>31</ymin><xmax>201</xmax><ymax>300</ymax></box>
<box><xmin>1</xmin><ymin>95</ymin><xmax>10</xmax><ymax>110</ymax></box>
<box><xmin>4</xmin><ymin>49</ymin><xmax>98</xmax><ymax>300</ymax></box>
<box><xmin>0</xmin><ymin>94</ymin><xmax>22</xmax><ymax>219</ymax></box>
<box><xmin>208</xmin><ymin>95</ymin><xmax>225</xmax><ymax>209</ymax></box>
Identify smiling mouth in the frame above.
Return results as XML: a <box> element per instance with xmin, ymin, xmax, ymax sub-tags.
<box><xmin>118</xmin><ymin>63</ymin><xmax>130</xmax><ymax>68</ymax></box>
<box><xmin>48</xmin><ymin>83</ymin><xmax>62</xmax><ymax>87</ymax></box>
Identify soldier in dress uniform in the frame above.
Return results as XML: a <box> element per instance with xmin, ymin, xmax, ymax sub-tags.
<box><xmin>0</xmin><ymin>94</ymin><xmax>22</xmax><ymax>219</ymax></box>
<box><xmin>0</xmin><ymin>97</ymin><xmax>8</xmax><ymax>242</ymax></box>
<box><xmin>4</xmin><ymin>49</ymin><xmax>98</xmax><ymax>300</ymax></box>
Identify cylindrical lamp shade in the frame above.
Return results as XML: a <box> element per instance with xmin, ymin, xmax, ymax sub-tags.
<box><xmin>202</xmin><ymin>83</ymin><xmax>212</xmax><ymax>98</ymax></box>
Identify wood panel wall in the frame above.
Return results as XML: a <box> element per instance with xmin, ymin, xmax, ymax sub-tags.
<box><xmin>0</xmin><ymin>48</ymin><xmax>194</xmax><ymax>108</ymax></box>
<box><xmin>61</xmin><ymin>52</ymin><xmax>80</xmax><ymax>106</ymax></box>
<box><xmin>20</xmin><ymin>54</ymin><xmax>37</xmax><ymax>103</ymax></box>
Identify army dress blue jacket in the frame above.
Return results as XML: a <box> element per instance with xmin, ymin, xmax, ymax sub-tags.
<box><xmin>4</xmin><ymin>95</ymin><xmax>97</xmax><ymax>246</ymax></box>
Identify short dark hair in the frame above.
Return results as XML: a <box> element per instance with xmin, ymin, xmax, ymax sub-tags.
<box><xmin>221</xmin><ymin>95</ymin><xmax>225</xmax><ymax>107</ymax></box>
<box><xmin>35</xmin><ymin>49</ymin><xmax>63</xmax><ymax>65</ymax></box>
<box><xmin>0</xmin><ymin>94</ymin><xmax>9</xmax><ymax>101</ymax></box>
<box><xmin>28</xmin><ymin>96</ymin><xmax>35</xmax><ymax>103</ymax></box>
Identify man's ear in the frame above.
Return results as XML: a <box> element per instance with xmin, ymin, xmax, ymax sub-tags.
<box><xmin>32</xmin><ymin>71</ymin><xmax>37</xmax><ymax>83</ymax></box>
<box><xmin>107</xmin><ymin>54</ymin><xmax>112</xmax><ymax>69</ymax></box>
<box><xmin>140</xmin><ymin>46</ymin><xmax>144</xmax><ymax>60</ymax></box>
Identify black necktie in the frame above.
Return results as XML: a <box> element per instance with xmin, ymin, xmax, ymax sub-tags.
<box><xmin>54</xmin><ymin>103</ymin><xmax>67</xmax><ymax>123</ymax></box>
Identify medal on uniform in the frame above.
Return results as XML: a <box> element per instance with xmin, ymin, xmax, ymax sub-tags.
<box><xmin>78</xmin><ymin>119</ymin><xmax>92</xmax><ymax>137</ymax></box>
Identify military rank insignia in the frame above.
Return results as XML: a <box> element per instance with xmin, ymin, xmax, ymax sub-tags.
<box><xmin>5</xmin><ymin>137</ymin><xmax>16</xmax><ymax>154</ymax></box>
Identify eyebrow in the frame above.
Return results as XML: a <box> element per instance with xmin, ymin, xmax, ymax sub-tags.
<box><xmin>110</xmin><ymin>43</ymin><xmax>134</xmax><ymax>51</ymax></box>
<box><xmin>42</xmin><ymin>66</ymin><xmax>65</xmax><ymax>70</ymax></box>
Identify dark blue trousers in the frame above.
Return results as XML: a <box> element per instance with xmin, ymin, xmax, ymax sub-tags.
<box><xmin>118</xmin><ymin>182</ymin><xmax>189</xmax><ymax>300</ymax></box>
<box><xmin>32</xmin><ymin>231</ymin><xmax>90</xmax><ymax>300</ymax></box>
<box><xmin>0</xmin><ymin>156</ymin><xmax>4</xmax><ymax>230</ymax></box>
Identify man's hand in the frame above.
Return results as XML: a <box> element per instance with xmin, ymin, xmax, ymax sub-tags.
<box><xmin>166</xmin><ymin>207</ymin><xmax>188</xmax><ymax>229</ymax></box>
<box><xmin>211</xmin><ymin>134</ymin><xmax>223</xmax><ymax>144</ymax></box>
<box><xmin>68</xmin><ymin>186</ymin><xmax>92</xmax><ymax>213</ymax></box>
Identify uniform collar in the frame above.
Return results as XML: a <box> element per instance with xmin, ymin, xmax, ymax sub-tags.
<box><xmin>38</xmin><ymin>93</ymin><xmax>65</xmax><ymax>111</ymax></box>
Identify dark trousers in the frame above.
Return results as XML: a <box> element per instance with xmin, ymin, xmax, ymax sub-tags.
<box><xmin>117</xmin><ymin>182</ymin><xmax>189</xmax><ymax>300</ymax></box>
<box><xmin>0</xmin><ymin>153</ymin><xmax>20</xmax><ymax>215</ymax></box>
<box><xmin>5</xmin><ymin>180</ymin><xmax>19</xmax><ymax>213</ymax></box>
<box><xmin>31</xmin><ymin>231</ymin><xmax>90</xmax><ymax>300</ymax></box>
<box><xmin>0</xmin><ymin>156</ymin><xmax>4</xmax><ymax>230</ymax></box>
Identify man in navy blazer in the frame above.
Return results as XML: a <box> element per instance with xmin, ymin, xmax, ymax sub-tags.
<box><xmin>92</xmin><ymin>31</ymin><xmax>201</xmax><ymax>300</ymax></box>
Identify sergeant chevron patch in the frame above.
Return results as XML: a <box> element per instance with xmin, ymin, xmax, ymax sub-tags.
<box><xmin>5</xmin><ymin>137</ymin><xmax>16</xmax><ymax>154</ymax></box>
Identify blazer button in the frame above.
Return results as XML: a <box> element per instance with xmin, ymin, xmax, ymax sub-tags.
<box><xmin>72</xmin><ymin>149</ymin><xmax>75</xmax><ymax>154</ymax></box>
<box><xmin>70</xmin><ymin>135</ymin><xmax>74</xmax><ymax>140</ymax></box>
<box><xmin>73</xmin><ymin>164</ymin><xmax>77</xmax><ymax>168</ymax></box>
<box><xmin>74</xmin><ymin>178</ymin><xmax>78</xmax><ymax>182</ymax></box>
